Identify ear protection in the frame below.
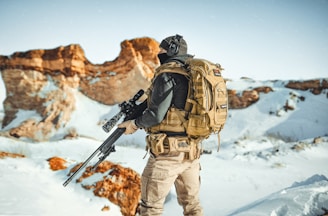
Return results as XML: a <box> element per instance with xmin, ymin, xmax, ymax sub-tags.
<box><xmin>167</xmin><ymin>34</ymin><xmax>183</xmax><ymax>56</ymax></box>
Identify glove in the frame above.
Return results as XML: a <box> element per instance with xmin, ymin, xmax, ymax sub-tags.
<box><xmin>118</xmin><ymin>119</ymin><xmax>138</xmax><ymax>135</ymax></box>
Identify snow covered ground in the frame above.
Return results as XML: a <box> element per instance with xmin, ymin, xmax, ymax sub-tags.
<box><xmin>0</xmin><ymin>77</ymin><xmax>327</xmax><ymax>216</ymax></box>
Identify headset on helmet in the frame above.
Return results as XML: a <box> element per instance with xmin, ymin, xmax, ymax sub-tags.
<box><xmin>167</xmin><ymin>34</ymin><xmax>183</xmax><ymax>56</ymax></box>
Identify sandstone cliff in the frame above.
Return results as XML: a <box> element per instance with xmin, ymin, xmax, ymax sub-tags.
<box><xmin>0</xmin><ymin>38</ymin><xmax>159</xmax><ymax>141</ymax></box>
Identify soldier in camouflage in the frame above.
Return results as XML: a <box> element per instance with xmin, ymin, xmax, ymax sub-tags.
<box><xmin>118</xmin><ymin>34</ymin><xmax>203</xmax><ymax>216</ymax></box>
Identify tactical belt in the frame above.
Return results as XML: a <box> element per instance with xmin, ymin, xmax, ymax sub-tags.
<box><xmin>145</xmin><ymin>133</ymin><xmax>202</xmax><ymax>160</ymax></box>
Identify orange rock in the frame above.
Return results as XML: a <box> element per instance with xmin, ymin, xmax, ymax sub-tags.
<box><xmin>101</xmin><ymin>205</ymin><xmax>110</xmax><ymax>211</ymax></box>
<box><xmin>0</xmin><ymin>37</ymin><xmax>159</xmax><ymax>141</ymax></box>
<box><xmin>47</xmin><ymin>156</ymin><xmax>67</xmax><ymax>171</ymax></box>
<box><xmin>0</xmin><ymin>151</ymin><xmax>25</xmax><ymax>159</ymax></box>
<box><xmin>70</xmin><ymin>161</ymin><xmax>141</xmax><ymax>216</ymax></box>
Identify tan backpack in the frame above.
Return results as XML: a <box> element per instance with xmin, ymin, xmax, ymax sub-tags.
<box><xmin>147</xmin><ymin>58</ymin><xmax>228</xmax><ymax>149</ymax></box>
<box><xmin>183</xmin><ymin>58</ymin><xmax>228</xmax><ymax>145</ymax></box>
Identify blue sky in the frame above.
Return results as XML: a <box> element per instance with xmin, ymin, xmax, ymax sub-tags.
<box><xmin>0</xmin><ymin>0</ymin><xmax>327</xmax><ymax>80</ymax></box>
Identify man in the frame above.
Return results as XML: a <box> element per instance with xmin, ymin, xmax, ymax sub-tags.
<box><xmin>118</xmin><ymin>34</ymin><xmax>203</xmax><ymax>216</ymax></box>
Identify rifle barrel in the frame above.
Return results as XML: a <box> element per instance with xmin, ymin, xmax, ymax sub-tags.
<box><xmin>62</xmin><ymin>127</ymin><xmax>126</xmax><ymax>187</ymax></box>
<box><xmin>62</xmin><ymin>148</ymin><xmax>100</xmax><ymax>187</ymax></box>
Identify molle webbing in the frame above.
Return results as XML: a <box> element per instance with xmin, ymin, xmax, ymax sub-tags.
<box><xmin>146</xmin><ymin>62</ymin><xmax>190</xmax><ymax>134</ymax></box>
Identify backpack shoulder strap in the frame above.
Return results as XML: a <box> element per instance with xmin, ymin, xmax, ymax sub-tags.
<box><xmin>154</xmin><ymin>61</ymin><xmax>189</xmax><ymax>77</ymax></box>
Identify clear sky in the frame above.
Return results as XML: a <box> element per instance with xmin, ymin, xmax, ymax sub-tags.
<box><xmin>0</xmin><ymin>0</ymin><xmax>327</xmax><ymax>80</ymax></box>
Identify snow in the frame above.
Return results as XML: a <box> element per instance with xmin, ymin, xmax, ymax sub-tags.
<box><xmin>0</xmin><ymin>76</ymin><xmax>328</xmax><ymax>216</ymax></box>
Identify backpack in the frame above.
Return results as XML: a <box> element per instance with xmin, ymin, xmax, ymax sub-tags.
<box><xmin>147</xmin><ymin>58</ymin><xmax>228</xmax><ymax>148</ymax></box>
<box><xmin>183</xmin><ymin>58</ymin><xmax>228</xmax><ymax>145</ymax></box>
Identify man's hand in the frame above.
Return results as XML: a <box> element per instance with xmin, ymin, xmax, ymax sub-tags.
<box><xmin>118</xmin><ymin>119</ymin><xmax>138</xmax><ymax>134</ymax></box>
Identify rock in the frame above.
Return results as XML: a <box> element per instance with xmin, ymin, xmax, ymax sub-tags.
<box><xmin>47</xmin><ymin>156</ymin><xmax>67</xmax><ymax>171</ymax></box>
<box><xmin>285</xmin><ymin>79</ymin><xmax>328</xmax><ymax>95</ymax></box>
<box><xmin>228</xmin><ymin>89</ymin><xmax>259</xmax><ymax>109</ymax></box>
<box><xmin>1</xmin><ymin>69</ymin><xmax>77</xmax><ymax>141</ymax></box>
<box><xmin>79</xmin><ymin>37</ymin><xmax>159</xmax><ymax>104</ymax></box>
<box><xmin>313</xmin><ymin>136</ymin><xmax>324</xmax><ymax>144</ymax></box>
<box><xmin>0</xmin><ymin>44</ymin><xmax>88</xmax><ymax>76</ymax></box>
<box><xmin>228</xmin><ymin>86</ymin><xmax>273</xmax><ymax>109</ymax></box>
<box><xmin>253</xmin><ymin>86</ymin><xmax>273</xmax><ymax>93</ymax></box>
<box><xmin>0</xmin><ymin>37</ymin><xmax>159</xmax><ymax>141</ymax></box>
<box><xmin>69</xmin><ymin>161</ymin><xmax>141</xmax><ymax>216</ymax></box>
<box><xmin>101</xmin><ymin>205</ymin><xmax>110</xmax><ymax>211</ymax></box>
<box><xmin>0</xmin><ymin>151</ymin><xmax>25</xmax><ymax>159</ymax></box>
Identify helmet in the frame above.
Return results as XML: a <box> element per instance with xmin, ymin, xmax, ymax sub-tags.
<box><xmin>159</xmin><ymin>34</ymin><xmax>187</xmax><ymax>56</ymax></box>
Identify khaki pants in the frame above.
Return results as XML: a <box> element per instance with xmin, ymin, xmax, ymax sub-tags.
<box><xmin>140</xmin><ymin>152</ymin><xmax>203</xmax><ymax>216</ymax></box>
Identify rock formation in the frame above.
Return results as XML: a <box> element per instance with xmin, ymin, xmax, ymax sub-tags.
<box><xmin>68</xmin><ymin>160</ymin><xmax>141</xmax><ymax>216</ymax></box>
<box><xmin>228</xmin><ymin>86</ymin><xmax>273</xmax><ymax>109</ymax></box>
<box><xmin>0</xmin><ymin>38</ymin><xmax>159</xmax><ymax>141</ymax></box>
<box><xmin>285</xmin><ymin>79</ymin><xmax>328</xmax><ymax>95</ymax></box>
<box><xmin>45</xmin><ymin>155</ymin><xmax>141</xmax><ymax>216</ymax></box>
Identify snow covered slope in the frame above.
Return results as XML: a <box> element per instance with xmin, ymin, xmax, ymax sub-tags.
<box><xmin>0</xmin><ymin>76</ymin><xmax>327</xmax><ymax>216</ymax></box>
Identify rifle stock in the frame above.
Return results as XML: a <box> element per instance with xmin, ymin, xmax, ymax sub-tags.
<box><xmin>63</xmin><ymin>90</ymin><xmax>147</xmax><ymax>187</ymax></box>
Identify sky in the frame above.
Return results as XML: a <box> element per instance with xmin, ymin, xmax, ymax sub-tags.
<box><xmin>0</xmin><ymin>0</ymin><xmax>327</xmax><ymax>80</ymax></box>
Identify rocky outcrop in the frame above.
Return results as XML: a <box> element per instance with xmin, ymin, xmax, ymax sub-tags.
<box><xmin>0</xmin><ymin>44</ymin><xmax>89</xmax><ymax>76</ymax></box>
<box><xmin>47</xmin><ymin>156</ymin><xmax>140</xmax><ymax>215</ymax></box>
<box><xmin>0</xmin><ymin>38</ymin><xmax>159</xmax><ymax>104</ymax></box>
<box><xmin>228</xmin><ymin>86</ymin><xmax>273</xmax><ymax>109</ymax></box>
<box><xmin>285</xmin><ymin>79</ymin><xmax>328</xmax><ymax>95</ymax></box>
<box><xmin>0</xmin><ymin>38</ymin><xmax>159</xmax><ymax>141</ymax></box>
<box><xmin>79</xmin><ymin>38</ymin><xmax>159</xmax><ymax>104</ymax></box>
<box><xmin>1</xmin><ymin>69</ymin><xmax>77</xmax><ymax>140</ymax></box>
<box><xmin>68</xmin><ymin>160</ymin><xmax>141</xmax><ymax>216</ymax></box>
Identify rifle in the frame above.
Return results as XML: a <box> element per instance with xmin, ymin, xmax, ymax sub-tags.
<box><xmin>63</xmin><ymin>89</ymin><xmax>147</xmax><ymax>187</ymax></box>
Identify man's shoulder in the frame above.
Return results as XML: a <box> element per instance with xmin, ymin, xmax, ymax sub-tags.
<box><xmin>155</xmin><ymin>62</ymin><xmax>188</xmax><ymax>77</ymax></box>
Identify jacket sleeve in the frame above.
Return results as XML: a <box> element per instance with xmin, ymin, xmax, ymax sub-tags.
<box><xmin>135</xmin><ymin>73</ymin><xmax>174</xmax><ymax>128</ymax></box>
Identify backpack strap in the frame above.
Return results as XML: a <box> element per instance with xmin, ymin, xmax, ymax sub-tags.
<box><xmin>154</xmin><ymin>61</ymin><xmax>189</xmax><ymax>78</ymax></box>
<box><xmin>169</xmin><ymin>57</ymin><xmax>186</xmax><ymax>66</ymax></box>
<box><xmin>157</xmin><ymin>61</ymin><xmax>192</xmax><ymax>112</ymax></box>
